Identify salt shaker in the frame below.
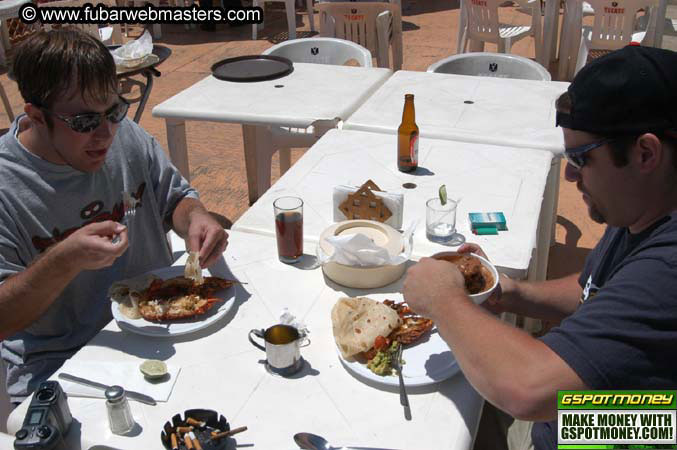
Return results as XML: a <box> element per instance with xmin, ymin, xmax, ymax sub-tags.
<box><xmin>105</xmin><ymin>385</ymin><xmax>135</xmax><ymax>434</ymax></box>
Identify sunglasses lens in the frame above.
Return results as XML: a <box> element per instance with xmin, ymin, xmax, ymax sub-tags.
<box><xmin>108</xmin><ymin>101</ymin><xmax>129</xmax><ymax>123</ymax></box>
<box><xmin>71</xmin><ymin>114</ymin><xmax>102</xmax><ymax>133</ymax></box>
<box><xmin>565</xmin><ymin>152</ymin><xmax>583</xmax><ymax>169</ymax></box>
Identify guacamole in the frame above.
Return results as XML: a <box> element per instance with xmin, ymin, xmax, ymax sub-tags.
<box><xmin>367</xmin><ymin>341</ymin><xmax>400</xmax><ymax>376</ymax></box>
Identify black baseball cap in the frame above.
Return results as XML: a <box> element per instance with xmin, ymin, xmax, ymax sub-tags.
<box><xmin>556</xmin><ymin>45</ymin><xmax>677</xmax><ymax>136</ymax></box>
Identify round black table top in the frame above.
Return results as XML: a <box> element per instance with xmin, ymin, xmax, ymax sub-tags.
<box><xmin>108</xmin><ymin>44</ymin><xmax>172</xmax><ymax>77</ymax></box>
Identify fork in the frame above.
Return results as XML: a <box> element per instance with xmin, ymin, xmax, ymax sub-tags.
<box><xmin>392</xmin><ymin>344</ymin><xmax>412</xmax><ymax>420</ymax></box>
<box><xmin>112</xmin><ymin>191</ymin><xmax>137</xmax><ymax>244</ymax></box>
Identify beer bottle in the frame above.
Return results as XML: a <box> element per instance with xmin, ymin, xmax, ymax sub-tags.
<box><xmin>397</xmin><ymin>94</ymin><xmax>419</xmax><ymax>172</ymax></box>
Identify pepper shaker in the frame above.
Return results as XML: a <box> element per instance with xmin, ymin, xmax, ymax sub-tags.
<box><xmin>105</xmin><ymin>385</ymin><xmax>135</xmax><ymax>434</ymax></box>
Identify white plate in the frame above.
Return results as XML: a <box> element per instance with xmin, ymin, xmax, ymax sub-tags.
<box><xmin>337</xmin><ymin>328</ymin><xmax>459</xmax><ymax>387</ymax></box>
<box><xmin>111</xmin><ymin>266</ymin><xmax>235</xmax><ymax>337</ymax></box>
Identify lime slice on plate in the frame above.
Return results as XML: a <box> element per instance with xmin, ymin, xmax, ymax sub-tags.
<box><xmin>439</xmin><ymin>184</ymin><xmax>448</xmax><ymax>205</ymax></box>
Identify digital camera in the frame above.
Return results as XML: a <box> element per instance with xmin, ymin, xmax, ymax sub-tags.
<box><xmin>14</xmin><ymin>381</ymin><xmax>72</xmax><ymax>450</ymax></box>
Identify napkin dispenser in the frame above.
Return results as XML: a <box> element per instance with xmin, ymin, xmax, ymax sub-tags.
<box><xmin>333</xmin><ymin>183</ymin><xmax>404</xmax><ymax>230</ymax></box>
<box><xmin>318</xmin><ymin>220</ymin><xmax>407</xmax><ymax>289</ymax></box>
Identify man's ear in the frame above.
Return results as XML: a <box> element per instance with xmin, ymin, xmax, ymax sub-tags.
<box><xmin>24</xmin><ymin>103</ymin><xmax>48</xmax><ymax>127</ymax></box>
<box><xmin>635</xmin><ymin>133</ymin><xmax>662</xmax><ymax>174</ymax></box>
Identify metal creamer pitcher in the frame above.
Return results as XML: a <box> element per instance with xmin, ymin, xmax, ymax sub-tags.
<box><xmin>248</xmin><ymin>324</ymin><xmax>310</xmax><ymax>376</ymax></box>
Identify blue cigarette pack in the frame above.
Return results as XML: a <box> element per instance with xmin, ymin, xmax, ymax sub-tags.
<box><xmin>468</xmin><ymin>212</ymin><xmax>508</xmax><ymax>235</ymax></box>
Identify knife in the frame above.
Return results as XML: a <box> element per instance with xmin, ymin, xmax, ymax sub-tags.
<box><xmin>58</xmin><ymin>373</ymin><xmax>157</xmax><ymax>406</ymax></box>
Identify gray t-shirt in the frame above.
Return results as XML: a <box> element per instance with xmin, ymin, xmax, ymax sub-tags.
<box><xmin>0</xmin><ymin>116</ymin><xmax>198</xmax><ymax>402</ymax></box>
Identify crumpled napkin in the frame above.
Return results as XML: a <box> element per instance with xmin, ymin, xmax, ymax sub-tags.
<box><xmin>52</xmin><ymin>360</ymin><xmax>180</xmax><ymax>402</ymax></box>
<box><xmin>318</xmin><ymin>222</ymin><xmax>416</xmax><ymax>267</ymax></box>
<box><xmin>279</xmin><ymin>308</ymin><xmax>309</xmax><ymax>335</ymax></box>
<box><xmin>111</xmin><ymin>30</ymin><xmax>153</xmax><ymax>67</ymax></box>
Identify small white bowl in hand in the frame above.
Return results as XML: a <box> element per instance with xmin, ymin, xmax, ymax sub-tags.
<box><xmin>432</xmin><ymin>252</ymin><xmax>499</xmax><ymax>304</ymax></box>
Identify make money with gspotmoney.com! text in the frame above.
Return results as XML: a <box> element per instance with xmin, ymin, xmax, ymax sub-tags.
<box><xmin>19</xmin><ymin>2</ymin><xmax>263</xmax><ymax>25</ymax></box>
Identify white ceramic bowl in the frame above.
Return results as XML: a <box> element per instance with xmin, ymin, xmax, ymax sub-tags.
<box><xmin>432</xmin><ymin>252</ymin><xmax>499</xmax><ymax>304</ymax></box>
<box><xmin>318</xmin><ymin>220</ymin><xmax>406</xmax><ymax>289</ymax></box>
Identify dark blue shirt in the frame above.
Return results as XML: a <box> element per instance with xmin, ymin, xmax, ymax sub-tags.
<box><xmin>531</xmin><ymin>214</ymin><xmax>677</xmax><ymax>450</ymax></box>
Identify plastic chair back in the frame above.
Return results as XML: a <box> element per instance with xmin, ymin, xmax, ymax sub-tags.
<box><xmin>427</xmin><ymin>52</ymin><xmax>551</xmax><ymax>81</ymax></box>
<box><xmin>585</xmin><ymin>0</ymin><xmax>658</xmax><ymax>49</ymax></box>
<box><xmin>463</xmin><ymin>0</ymin><xmax>503</xmax><ymax>43</ymax></box>
<box><xmin>262</xmin><ymin>37</ymin><xmax>373</xmax><ymax>66</ymax></box>
<box><xmin>318</xmin><ymin>2</ymin><xmax>402</xmax><ymax>69</ymax></box>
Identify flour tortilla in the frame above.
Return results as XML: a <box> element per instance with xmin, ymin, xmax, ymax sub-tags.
<box><xmin>331</xmin><ymin>297</ymin><xmax>402</xmax><ymax>359</ymax></box>
<box><xmin>185</xmin><ymin>252</ymin><xmax>203</xmax><ymax>285</ymax></box>
<box><xmin>108</xmin><ymin>273</ymin><xmax>160</xmax><ymax>319</ymax></box>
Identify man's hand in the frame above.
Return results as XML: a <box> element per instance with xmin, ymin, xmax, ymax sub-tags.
<box><xmin>58</xmin><ymin>221</ymin><xmax>129</xmax><ymax>271</ymax></box>
<box><xmin>403</xmin><ymin>256</ymin><xmax>467</xmax><ymax>320</ymax></box>
<box><xmin>186</xmin><ymin>209</ymin><xmax>229</xmax><ymax>268</ymax></box>
<box><xmin>456</xmin><ymin>243</ymin><xmax>509</xmax><ymax>314</ymax></box>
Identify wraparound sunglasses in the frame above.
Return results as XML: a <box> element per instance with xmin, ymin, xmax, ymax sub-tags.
<box><xmin>564</xmin><ymin>138</ymin><xmax>614</xmax><ymax>170</ymax></box>
<box><xmin>41</xmin><ymin>97</ymin><xmax>130</xmax><ymax>133</ymax></box>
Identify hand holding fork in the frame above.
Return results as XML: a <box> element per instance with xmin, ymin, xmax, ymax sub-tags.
<box><xmin>112</xmin><ymin>191</ymin><xmax>137</xmax><ymax>244</ymax></box>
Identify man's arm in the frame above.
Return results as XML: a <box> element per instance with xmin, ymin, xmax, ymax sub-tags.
<box><xmin>0</xmin><ymin>221</ymin><xmax>128</xmax><ymax>340</ymax></box>
<box><xmin>494</xmin><ymin>273</ymin><xmax>583</xmax><ymax>321</ymax></box>
<box><xmin>403</xmin><ymin>257</ymin><xmax>588</xmax><ymax>422</ymax></box>
<box><xmin>171</xmin><ymin>197</ymin><xmax>228</xmax><ymax>268</ymax></box>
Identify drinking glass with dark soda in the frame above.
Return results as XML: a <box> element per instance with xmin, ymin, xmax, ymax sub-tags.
<box><xmin>273</xmin><ymin>196</ymin><xmax>303</xmax><ymax>263</ymax></box>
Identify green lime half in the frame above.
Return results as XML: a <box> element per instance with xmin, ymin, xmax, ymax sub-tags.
<box><xmin>140</xmin><ymin>359</ymin><xmax>168</xmax><ymax>380</ymax></box>
<box><xmin>439</xmin><ymin>184</ymin><xmax>448</xmax><ymax>205</ymax></box>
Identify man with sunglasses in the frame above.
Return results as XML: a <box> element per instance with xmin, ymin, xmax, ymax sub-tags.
<box><xmin>0</xmin><ymin>29</ymin><xmax>228</xmax><ymax>403</ymax></box>
<box><xmin>403</xmin><ymin>45</ymin><xmax>677</xmax><ymax>450</ymax></box>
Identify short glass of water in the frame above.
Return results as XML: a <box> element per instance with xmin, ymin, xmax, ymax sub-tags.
<box><xmin>426</xmin><ymin>197</ymin><xmax>458</xmax><ymax>243</ymax></box>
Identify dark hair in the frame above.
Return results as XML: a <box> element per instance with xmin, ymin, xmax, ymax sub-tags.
<box><xmin>10</xmin><ymin>28</ymin><xmax>118</xmax><ymax>111</ymax></box>
<box><xmin>556</xmin><ymin>92</ymin><xmax>677</xmax><ymax>170</ymax></box>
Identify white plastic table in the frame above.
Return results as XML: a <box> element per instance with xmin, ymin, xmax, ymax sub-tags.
<box><xmin>342</xmin><ymin>71</ymin><xmax>568</xmax><ymax>281</ymax></box>
<box><xmin>7</xmin><ymin>230</ymin><xmax>485</xmax><ymax>450</ymax></box>
<box><xmin>152</xmin><ymin>63</ymin><xmax>392</xmax><ymax>204</ymax></box>
<box><xmin>233</xmin><ymin>129</ymin><xmax>554</xmax><ymax>280</ymax></box>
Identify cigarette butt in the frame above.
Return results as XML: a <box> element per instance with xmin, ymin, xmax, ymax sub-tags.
<box><xmin>186</xmin><ymin>417</ymin><xmax>205</xmax><ymax>427</ymax></box>
<box><xmin>176</xmin><ymin>426</ymin><xmax>193</xmax><ymax>434</ymax></box>
<box><xmin>170</xmin><ymin>433</ymin><xmax>178</xmax><ymax>450</ymax></box>
<box><xmin>211</xmin><ymin>426</ymin><xmax>248</xmax><ymax>440</ymax></box>
<box><xmin>184</xmin><ymin>435</ymin><xmax>194</xmax><ymax>450</ymax></box>
<box><xmin>189</xmin><ymin>432</ymin><xmax>203</xmax><ymax>450</ymax></box>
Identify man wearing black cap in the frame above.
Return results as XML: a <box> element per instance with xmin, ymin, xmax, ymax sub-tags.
<box><xmin>402</xmin><ymin>45</ymin><xmax>677</xmax><ymax>450</ymax></box>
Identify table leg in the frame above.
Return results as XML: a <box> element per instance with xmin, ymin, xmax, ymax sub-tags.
<box><xmin>530</xmin><ymin>156</ymin><xmax>559</xmax><ymax>282</ymax></box>
<box><xmin>132</xmin><ymin>70</ymin><xmax>154</xmax><ymax>123</ymax></box>
<box><xmin>542</xmin><ymin>0</ymin><xmax>560</xmax><ymax>67</ymax></box>
<box><xmin>242</xmin><ymin>124</ymin><xmax>274</xmax><ymax>205</ymax></box>
<box><xmin>165</xmin><ymin>118</ymin><xmax>190</xmax><ymax>181</ymax></box>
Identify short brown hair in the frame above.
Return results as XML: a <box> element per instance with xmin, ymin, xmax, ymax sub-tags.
<box><xmin>11</xmin><ymin>28</ymin><xmax>117</xmax><ymax>110</ymax></box>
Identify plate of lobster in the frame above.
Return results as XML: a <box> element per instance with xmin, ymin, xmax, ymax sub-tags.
<box><xmin>332</xmin><ymin>297</ymin><xmax>459</xmax><ymax>387</ymax></box>
<box><xmin>110</xmin><ymin>265</ymin><xmax>237</xmax><ymax>337</ymax></box>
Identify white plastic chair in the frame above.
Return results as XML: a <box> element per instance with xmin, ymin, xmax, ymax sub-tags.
<box><xmin>427</xmin><ymin>52</ymin><xmax>552</xmax><ymax>80</ymax></box>
<box><xmin>572</xmin><ymin>0</ymin><xmax>658</xmax><ymax>76</ymax></box>
<box><xmin>457</xmin><ymin>0</ymin><xmax>543</xmax><ymax>63</ymax></box>
<box><xmin>117</xmin><ymin>0</ymin><xmax>163</xmax><ymax>40</ymax></box>
<box><xmin>652</xmin><ymin>0</ymin><xmax>677</xmax><ymax>48</ymax></box>
<box><xmin>40</xmin><ymin>0</ymin><xmax>123</xmax><ymax>45</ymax></box>
<box><xmin>261</xmin><ymin>37</ymin><xmax>372</xmax><ymax>175</ymax></box>
<box><xmin>318</xmin><ymin>1</ymin><xmax>402</xmax><ymax>69</ymax></box>
<box><xmin>252</xmin><ymin>0</ymin><xmax>315</xmax><ymax>40</ymax></box>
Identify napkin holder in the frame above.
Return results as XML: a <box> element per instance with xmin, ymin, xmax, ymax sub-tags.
<box><xmin>318</xmin><ymin>220</ymin><xmax>406</xmax><ymax>289</ymax></box>
<box><xmin>333</xmin><ymin>180</ymin><xmax>404</xmax><ymax>229</ymax></box>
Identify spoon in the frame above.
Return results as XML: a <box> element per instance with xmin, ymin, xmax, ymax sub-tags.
<box><xmin>293</xmin><ymin>432</ymin><xmax>394</xmax><ymax>450</ymax></box>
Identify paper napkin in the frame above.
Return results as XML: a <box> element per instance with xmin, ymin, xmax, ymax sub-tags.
<box><xmin>52</xmin><ymin>360</ymin><xmax>180</xmax><ymax>402</ymax></box>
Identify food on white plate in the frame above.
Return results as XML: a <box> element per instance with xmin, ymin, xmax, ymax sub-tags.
<box><xmin>108</xmin><ymin>273</ymin><xmax>161</xmax><ymax>319</ymax></box>
<box><xmin>110</xmin><ymin>274</ymin><xmax>235</xmax><ymax>322</ymax></box>
<box><xmin>331</xmin><ymin>297</ymin><xmax>401</xmax><ymax>359</ymax></box>
<box><xmin>331</xmin><ymin>297</ymin><xmax>434</xmax><ymax>376</ymax></box>
<box><xmin>184</xmin><ymin>251</ymin><xmax>204</xmax><ymax>285</ymax></box>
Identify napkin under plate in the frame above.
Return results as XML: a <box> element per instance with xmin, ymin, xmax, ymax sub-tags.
<box><xmin>52</xmin><ymin>360</ymin><xmax>180</xmax><ymax>402</ymax></box>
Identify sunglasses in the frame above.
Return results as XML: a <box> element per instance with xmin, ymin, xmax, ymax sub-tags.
<box><xmin>564</xmin><ymin>138</ymin><xmax>614</xmax><ymax>170</ymax></box>
<box><xmin>43</xmin><ymin>98</ymin><xmax>130</xmax><ymax>133</ymax></box>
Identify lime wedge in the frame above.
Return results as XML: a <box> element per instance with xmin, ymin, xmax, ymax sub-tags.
<box><xmin>140</xmin><ymin>359</ymin><xmax>167</xmax><ymax>380</ymax></box>
<box><xmin>439</xmin><ymin>184</ymin><xmax>448</xmax><ymax>205</ymax></box>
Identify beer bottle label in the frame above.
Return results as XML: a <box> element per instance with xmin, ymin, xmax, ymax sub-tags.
<box><xmin>409</xmin><ymin>133</ymin><xmax>419</xmax><ymax>164</ymax></box>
